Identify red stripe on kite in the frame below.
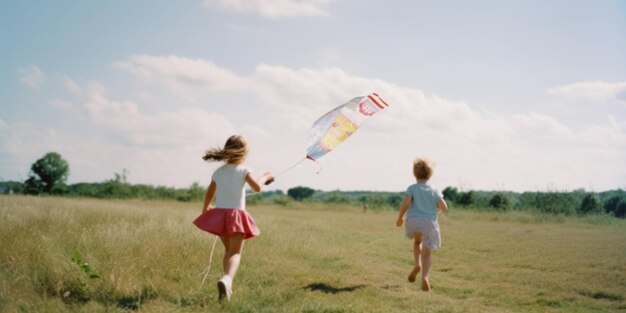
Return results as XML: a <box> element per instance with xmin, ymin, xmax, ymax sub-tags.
<box><xmin>367</xmin><ymin>95</ymin><xmax>385</xmax><ymax>109</ymax></box>
<box><xmin>372</xmin><ymin>93</ymin><xmax>389</xmax><ymax>107</ymax></box>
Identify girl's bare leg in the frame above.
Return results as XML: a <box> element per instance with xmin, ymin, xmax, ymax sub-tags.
<box><xmin>219</xmin><ymin>236</ymin><xmax>230</xmax><ymax>275</ymax></box>
<box><xmin>217</xmin><ymin>234</ymin><xmax>245</xmax><ymax>301</ymax></box>
<box><xmin>409</xmin><ymin>235</ymin><xmax>422</xmax><ymax>282</ymax></box>
<box><xmin>420</xmin><ymin>246</ymin><xmax>432</xmax><ymax>291</ymax></box>
<box><xmin>223</xmin><ymin>233</ymin><xmax>245</xmax><ymax>279</ymax></box>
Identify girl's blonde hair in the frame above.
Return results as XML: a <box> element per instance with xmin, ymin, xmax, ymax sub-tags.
<box><xmin>203</xmin><ymin>135</ymin><xmax>249</xmax><ymax>164</ymax></box>
<box><xmin>413</xmin><ymin>158</ymin><xmax>434</xmax><ymax>181</ymax></box>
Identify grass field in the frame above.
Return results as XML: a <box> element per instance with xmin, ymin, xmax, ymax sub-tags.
<box><xmin>1</xmin><ymin>195</ymin><xmax>625</xmax><ymax>312</ymax></box>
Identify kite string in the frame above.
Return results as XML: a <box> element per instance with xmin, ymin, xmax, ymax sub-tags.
<box><xmin>198</xmin><ymin>235</ymin><xmax>219</xmax><ymax>292</ymax></box>
<box><xmin>271</xmin><ymin>156</ymin><xmax>322</xmax><ymax>183</ymax></box>
<box><xmin>245</xmin><ymin>157</ymin><xmax>308</xmax><ymax>197</ymax></box>
<box><xmin>245</xmin><ymin>156</ymin><xmax>322</xmax><ymax>197</ymax></box>
<box><xmin>274</xmin><ymin>157</ymin><xmax>308</xmax><ymax>179</ymax></box>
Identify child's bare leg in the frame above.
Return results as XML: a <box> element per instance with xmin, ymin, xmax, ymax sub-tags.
<box><xmin>218</xmin><ymin>235</ymin><xmax>241</xmax><ymax>301</ymax></box>
<box><xmin>420</xmin><ymin>246</ymin><xmax>432</xmax><ymax>291</ymax></box>
<box><xmin>409</xmin><ymin>235</ymin><xmax>422</xmax><ymax>283</ymax></box>
<box><xmin>223</xmin><ymin>233</ymin><xmax>245</xmax><ymax>279</ymax></box>
<box><xmin>219</xmin><ymin>236</ymin><xmax>230</xmax><ymax>275</ymax></box>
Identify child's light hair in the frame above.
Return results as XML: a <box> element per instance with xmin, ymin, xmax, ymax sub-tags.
<box><xmin>413</xmin><ymin>158</ymin><xmax>434</xmax><ymax>181</ymax></box>
<box><xmin>203</xmin><ymin>135</ymin><xmax>249</xmax><ymax>164</ymax></box>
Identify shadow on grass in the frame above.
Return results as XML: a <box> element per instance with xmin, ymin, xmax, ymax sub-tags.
<box><xmin>303</xmin><ymin>283</ymin><xmax>367</xmax><ymax>294</ymax></box>
<box><xmin>578</xmin><ymin>290</ymin><xmax>624</xmax><ymax>302</ymax></box>
<box><xmin>116</xmin><ymin>297</ymin><xmax>142</xmax><ymax>311</ymax></box>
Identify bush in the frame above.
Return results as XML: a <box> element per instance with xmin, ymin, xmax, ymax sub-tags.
<box><xmin>489</xmin><ymin>193</ymin><xmax>511</xmax><ymax>211</ymax></box>
<box><xmin>287</xmin><ymin>186</ymin><xmax>316</xmax><ymax>201</ymax></box>
<box><xmin>457</xmin><ymin>191</ymin><xmax>475</xmax><ymax>207</ymax></box>
<box><xmin>272</xmin><ymin>195</ymin><xmax>292</xmax><ymax>206</ymax></box>
<box><xmin>515</xmin><ymin>192</ymin><xmax>537</xmax><ymax>211</ymax></box>
<box><xmin>360</xmin><ymin>194</ymin><xmax>389</xmax><ymax>210</ymax></box>
<box><xmin>323</xmin><ymin>191</ymin><xmax>351</xmax><ymax>204</ymax></box>
<box><xmin>578</xmin><ymin>193</ymin><xmax>602</xmax><ymax>215</ymax></box>
<box><xmin>0</xmin><ymin>181</ymin><xmax>24</xmax><ymax>194</ymax></box>
<box><xmin>604</xmin><ymin>195</ymin><xmax>626</xmax><ymax>218</ymax></box>
<box><xmin>386</xmin><ymin>193</ymin><xmax>404</xmax><ymax>208</ymax></box>
<box><xmin>534</xmin><ymin>192</ymin><xmax>578</xmax><ymax>215</ymax></box>
<box><xmin>442</xmin><ymin>187</ymin><xmax>459</xmax><ymax>202</ymax></box>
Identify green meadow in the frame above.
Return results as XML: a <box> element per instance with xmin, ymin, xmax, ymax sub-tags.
<box><xmin>1</xmin><ymin>196</ymin><xmax>625</xmax><ymax>312</ymax></box>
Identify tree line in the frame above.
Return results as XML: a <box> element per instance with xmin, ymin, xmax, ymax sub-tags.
<box><xmin>263</xmin><ymin>185</ymin><xmax>625</xmax><ymax>218</ymax></box>
<box><xmin>1</xmin><ymin>152</ymin><xmax>624</xmax><ymax>218</ymax></box>
<box><xmin>0</xmin><ymin>152</ymin><xmax>204</xmax><ymax>201</ymax></box>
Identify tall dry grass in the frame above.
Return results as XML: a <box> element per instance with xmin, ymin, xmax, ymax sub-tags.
<box><xmin>1</xmin><ymin>195</ymin><xmax>625</xmax><ymax>312</ymax></box>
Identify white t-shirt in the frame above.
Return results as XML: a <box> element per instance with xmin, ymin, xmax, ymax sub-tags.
<box><xmin>211</xmin><ymin>163</ymin><xmax>251</xmax><ymax>209</ymax></box>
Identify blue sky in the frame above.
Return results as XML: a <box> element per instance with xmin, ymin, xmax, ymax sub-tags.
<box><xmin>1</xmin><ymin>0</ymin><xmax>625</xmax><ymax>192</ymax></box>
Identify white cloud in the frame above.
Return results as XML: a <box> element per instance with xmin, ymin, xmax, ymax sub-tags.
<box><xmin>116</xmin><ymin>55</ymin><xmax>586</xmax><ymax>147</ymax></box>
<box><xmin>57</xmin><ymin>79</ymin><xmax>236</xmax><ymax>149</ymax></box>
<box><xmin>35</xmin><ymin>77</ymin><xmax>241</xmax><ymax>186</ymax></box>
<box><xmin>116</xmin><ymin>55</ymin><xmax>479</xmax><ymax>135</ymax></box>
<box><xmin>548</xmin><ymin>81</ymin><xmax>626</xmax><ymax>105</ymax></box>
<box><xmin>0</xmin><ymin>118</ymin><xmax>64</xmax><ymax>181</ymax></box>
<box><xmin>49</xmin><ymin>99</ymin><xmax>73</xmax><ymax>110</ymax></box>
<box><xmin>579</xmin><ymin>116</ymin><xmax>626</xmax><ymax>148</ymax></box>
<box><xmin>511</xmin><ymin>112</ymin><xmax>573</xmax><ymax>137</ymax></box>
<box><xmin>203</xmin><ymin>0</ymin><xmax>334</xmax><ymax>18</ymax></box>
<box><xmin>17</xmin><ymin>65</ymin><xmax>45</xmax><ymax>90</ymax></box>
<box><xmin>64</xmin><ymin>77</ymin><xmax>83</xmax><ymax>97</ymax></box>
<box><xmin>315</xmin><ymin>47</ymin><xmax>342</xmax><ymax>66</ymax></box>
<box><xmin>114</xmin><ymin>54</ymin><xmax>245</xmax><ymax>100</ymax></box>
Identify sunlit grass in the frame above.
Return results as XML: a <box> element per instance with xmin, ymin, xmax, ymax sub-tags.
<box><xmin>1</xmin><ymin>195</ymin><xmax>625</xmax><ymax>312</ymax></box>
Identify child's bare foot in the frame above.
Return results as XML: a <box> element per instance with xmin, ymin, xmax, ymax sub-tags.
<box><xmin>421</xmin><ymin>277</ymin><xmax>431</xmax><ymax>291</ymax></box>
<box><xmin>408</xmin><ymin>265</ymin><xmax>421</xmax><ymax>283</ymax></box>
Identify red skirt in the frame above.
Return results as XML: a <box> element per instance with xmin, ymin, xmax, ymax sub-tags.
<box><xmin>193</xmin><ymin>208</ymin><xmax>260</xmax><ymax>239</ymax></box>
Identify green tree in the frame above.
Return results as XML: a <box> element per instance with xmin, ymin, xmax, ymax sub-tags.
<box><xmin>515</xmin><ymin>192</ymin><xmax>537</xmax><ymax>210</ymax></box>
<box><xmin>287</xmin><ymin>186</ymin><xmax>315</xmax><ymax>201</ymax></box>
<box><xmin>359</xmin><ymin>194</ymin><xmax>386</xmax><ymax>209</ymax></box>
<box><xmin>457</xmin><ymin>191</ymin><xmax>475</xmax><ymax>207</ymax></box>
<box><xmin>188</xmin><ymin>182</ymin><xmax>205</xmax><ymax>201</ymax></box>
<box><xmin>0</xmin><ymin>180</ymin><xmax>24</xmax><ymax>194</ymax></box>
<box><xmin>617</xmin><ymin>202</ymin><xmax>626</xmax><ymax>218</ymax></box>
<box><xmin>442</xmin><ymin>187</ymin><xmax>459</xmax><ymax>202</ymax></box>
<box><xmin>324</xmin><ymin>191</ymin><xmax>351</xmax><ymax>204</ymax></box>
<box><xmin>102</xmin><ymin>169</ymin><xmax>131</xmax><ymax>198</ymax></box>
<box><xmin>578</xmin><ymin>193</ymin><xmax>602</xmax><ymax>215</ymax></box>
<box><xmin>534</xmin><ymin>192</ymin><xmax>577</xmax><ymax>215</ymax></box>
<box><xmin>386</xmin><ymin>193</ymin><xmax>404</xmax><ymax>208</ymax></box>
<box><xmin>25</xmin><ymin>152</ymin><xmax>69</xmax><ymax>194</ymax></box>
<box><xmin>489</xmin><ymin>193</ymin><xmax>511</xmax><ymax>211</ymax></box>
<box><xmin>604</xmin><ymin>195</ymin><xmax>626</xmax><ymax>218</ymax></box>
<box><xmin>177</xmin><ymin>182</ymin><xmax>205</xmax><ymax>202</ymax></box>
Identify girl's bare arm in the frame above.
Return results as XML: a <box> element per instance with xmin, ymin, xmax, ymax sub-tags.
<box><xmin>245</xmin><ymin>172</ymin><xmax>274</xmax><ymax>193</ymax></box>
<box><xmin>202</xmin><ymin>181</ymin><xmax>216</xmax><ymax>213</ymax></box>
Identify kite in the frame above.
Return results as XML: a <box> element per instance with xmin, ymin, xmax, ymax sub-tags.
<box><xmin>270</xmin><ymin>92</ymin><xmax>390</xmax><ymax>182</ymax></box>
<box><xmin>306</xmin><ymin>92</ymin><xmax>390</xmax><ymax>160</ymax></box>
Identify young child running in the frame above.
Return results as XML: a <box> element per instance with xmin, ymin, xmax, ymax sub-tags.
<box><xmin>193</xmin><ymin>135</ymin><xmax>274</xmax><ymax>301</ymax></box>
<box><xmin>396</xmin><ymin>158</ymin><xmax>448</xmax><ymax>291</ymax></box>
